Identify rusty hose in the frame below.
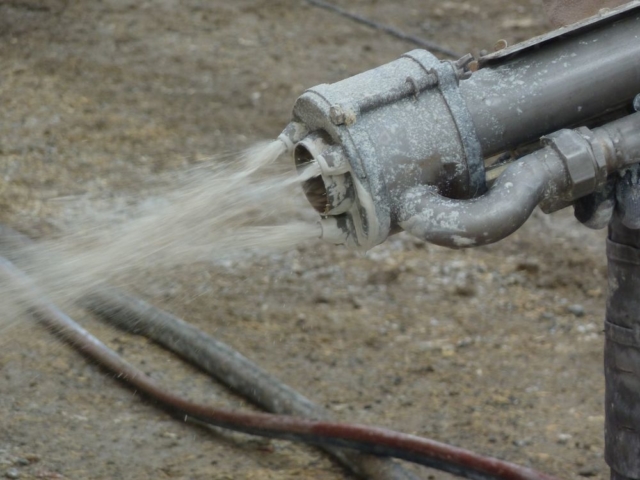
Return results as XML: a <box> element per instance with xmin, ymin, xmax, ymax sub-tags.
<box><xmin>399</xmin><ymin>113</ymin><xmax>640</xmax><ymax>248</ymax></box>
<box><xmin>0</xmin><ymin>252</ymin><xmax>558</xmax><ymax>480</ymax></box>
<box><xmin>81</xmin><ymin>288</ymin><xmax>417</xmax><ymax>480</ymax></box>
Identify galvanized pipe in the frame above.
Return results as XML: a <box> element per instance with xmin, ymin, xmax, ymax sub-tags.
<box><xmin>286</xmin><ymin>4</ymin><xmax>640</xmax><ymax>249</ymax></box>
<box><xmin>462</xmin><ymin>5</ymin><xmax>640</xmax><ymax>156</ymax></box>
<box><xmin>597</xmin><ymin>110</ymin><xmax>640</xmax><ymax>172</ymax></box>
<box><xmin>398</xmin><ymin>113</ymin><xmax>640</xmax><ymax>248</ymax></box>
<box><xmin>398</xmin><ymin>149</ymin><xmax>564</xmax><ymax>248</ymax></box>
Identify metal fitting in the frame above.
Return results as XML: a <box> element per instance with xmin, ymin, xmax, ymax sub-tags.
<box><xmin>288</xmin><ymin>1</ymin><xmax>640</xmax><ymax>249</ymax></box>
<box><xmin>293</xmin><ymin>131</ymin><xmax>356</xmax><ymax>219</ymax></box>
<box><xmin>398</xmin><ymin>114</ymin><xmax>640</xmax><ymax>248</ymax></box>
<box><xmin>573</xmin><ymin>178</ymin><xmax>617</xmax><ymax>229</ymax></box>
<box><xmin>578</xmin><ymin>127</ymin><xmax>609</xmax><ymax>185</ymax></box>
<box><xmin>541</xmin><ymin>129</ymin><xmax>604</xmax><ymax>203</ymax></box>
<box><xmin>277</xmin><ymin>121</ymin><xmax>309</xmax><ymax>152</ymax></box>
<box><xmin>452</xmin><ymin>53</ymin><xmax>475</xmax><ymax>80</ymax></box>
<box><xmin>289</xmin><ymin>49</ymin><xmax>484</xmax><ymax>249</ymax></box>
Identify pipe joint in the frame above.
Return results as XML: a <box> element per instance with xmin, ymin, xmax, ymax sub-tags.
<box><xmin>398</xmin><ymin>152</ymin><xmax>563</xmax><ymax>248</ymax></box>
<box><xmin>539</xmin><ymin>128</ymin><xmax>607</xmax><ymax>211</ymax></box>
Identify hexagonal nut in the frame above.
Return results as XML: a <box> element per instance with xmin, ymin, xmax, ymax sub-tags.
<box><xmin>577</xmin><ymin>127</ymin><xmax>608</xmax><ymax>184</ymax></box>
<box><xmin>545</xmin><ymin>130</ymin><xmax>597</xmax><ymax>201</ymax></box>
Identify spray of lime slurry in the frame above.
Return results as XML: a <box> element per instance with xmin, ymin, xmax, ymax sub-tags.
<box><xmin>0</xmin><ymin>140</ymin><xmax>321</xmax><ymax>326</ymax></box>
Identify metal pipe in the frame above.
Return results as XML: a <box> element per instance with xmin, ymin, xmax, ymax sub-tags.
<box><xmin>0</xmin><ymin>252</ymin><xmax>560</xmax><ymax>480</ymax></box>
<box><xmin>398</xmin><ymin>113</ymin><xmax>640</xmax><ymax>248</ymax></box>
<box><xmin>287</xmin><ymin>4</ymin><xmax>640</xmax><ymax>249</ymax></box>
<box><xmin>462</xmin><ymin>4</ymin><xmax>640</xmax><ymax>156</ymax></box>
<box><xmin>397</xmin><ymin>150</ymin><xmax>564</xmax><ymax>248</ymax></box>
<box><xmin>596</xmin><ymin>112</ymin><xmax>640</xmax><ymax>172</ymax></box>
<box><xmin>81</xmin><ymin>288</ymin><xmax>419</xmax><ymax>480</ymax></box>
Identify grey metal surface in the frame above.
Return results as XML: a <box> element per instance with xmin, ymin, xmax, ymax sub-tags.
<box><xmin>616</xmin><ymin>165</ymin><xmax>640</xmax><ymax>230</ymax></box>
<box><xmin>574</xmin><ymin>112</ymin><xmax>640</xmax><ymax>228</ymax></box>
<box><xmin>462</xmin><ymin>6</ymin><xmax>640</xmax><ymax>156</ymax></box>
<box><xmin>606</xmin><ymin>216</ymin><xmax>640</xmax><ymax>479</ymax></box>
<box><xmin>611</xmin><ymin>471</ymin><xmax>636</xmax><ymax>480</ymax></box>
<box><xmin>541</xmin><ymin>128</ymin><xmax>607</xmax><ymax>205</ymax></box>
<box><xmin>430</xmin><ymin>57</ymin><xmax>486</xmax><ymax>198</ymax></box>
<box><xmin>287</xmin><ymin>2</ymin><xmax>640</xmax><ymax>251</ymax></box>
<box><xmin>478</xmin><ymin>1</ymin><xmax>640</xmax><ymax>66</ymax></box>
<box><xmin>289</xmin><ymin>49</ymin><xmax>483</xmax><ymax>248</ymax></box>
<box><xmin>398</xmin><ymin>114</ymin><xmax>640</xmax><ymax>248</ymax></box>
<box><xmin>398</xmin><ymin>150</ymin><xmax>564</xmax><ymax>247</ymax></box>
<box><xmin>574</xmin><ymin>178</ymin><xmax>617</xmax><ymax>229</ymax></box>
<box><xmin>598</xmin><ymin>113</ymin><xmax>640</xmax><ymax>172</ymax></box>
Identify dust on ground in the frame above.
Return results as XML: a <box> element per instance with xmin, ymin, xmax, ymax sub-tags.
<box><xmin>0</xmin><ymin>1</ymin><xmax>611</xmax><ymax>479</ymax></box>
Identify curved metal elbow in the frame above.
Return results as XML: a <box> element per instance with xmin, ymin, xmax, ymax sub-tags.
<box><xmin>398</xmin><ymin>156</ymin><xmax>562</xmax><ymax>248</ymax></box>
<box><xmin>396</xmin><ymin>114</ymin><xmax>640</xmax><ymax>248</ymax></box>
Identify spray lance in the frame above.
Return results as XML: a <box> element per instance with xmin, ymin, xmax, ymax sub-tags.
<box><xmin>274</xmin><ymin>2</ymin><xmax>640</xmax><ymax>479</ymax></box>
<box><xmin>276</xmin><ymin>1</ymin><xmax>639</xmax><ymax>250</ymax></box>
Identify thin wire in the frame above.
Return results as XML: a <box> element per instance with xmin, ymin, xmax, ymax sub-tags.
<box><xmin>304</xmin><ymin>0</ymin><xmax>462</xmax><ymax>59</ymax></box>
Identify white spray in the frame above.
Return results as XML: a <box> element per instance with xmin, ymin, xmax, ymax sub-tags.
<box><xmin>0</xmin><ymin>140</ymin><xmax>321</xmax><ymax>330</ymax></box>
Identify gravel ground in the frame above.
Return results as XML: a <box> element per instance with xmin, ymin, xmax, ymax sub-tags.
<box><xmin>0</xmin><ymin>1</ymin><xmax>613</xmax><ymax>479</ymax></box>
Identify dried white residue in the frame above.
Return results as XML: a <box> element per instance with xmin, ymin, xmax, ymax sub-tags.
<box><xmin>401</xmin><ymin>207</ymin><xmax>465</xmax><ymax>240</ymax></box>
<box><xmin>451</xmin><ymin>235</ymin><xmax>476</xmax><ymax>247</ymax></box>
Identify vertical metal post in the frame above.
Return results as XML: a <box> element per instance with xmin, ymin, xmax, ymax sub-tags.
<box><xmin>605</xmin><ymin>213</ymin><xmax>640</xmax><ymax>480</ymax></box>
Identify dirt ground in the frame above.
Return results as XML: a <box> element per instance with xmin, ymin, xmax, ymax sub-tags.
<box><xmin>0</xmin><ymin>1</ymin><xmax>615</xmax><ymax>479</ymax></box>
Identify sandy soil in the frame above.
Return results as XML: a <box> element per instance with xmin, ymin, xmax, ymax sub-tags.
<box><xmin>0</xmin><ymin>1</ymin><xmax>613</xmax><ymax>479</ymax></box>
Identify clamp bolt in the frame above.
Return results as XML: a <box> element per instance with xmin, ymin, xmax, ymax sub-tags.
<box><xmin>329</xmin><ymin>105</ymin><xmax>346</xmax><ymax>125</ymax></box>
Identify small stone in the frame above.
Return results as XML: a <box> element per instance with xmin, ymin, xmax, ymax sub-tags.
<box><xmin>367</xmin><ymin>268</ymin><xmax>400</xmax><ymax>285</ymax></box>
<box><xmin>557</xmin><ymin>433</ymin><xmax>573</xmax><ymax>444</ymax></box>
<box><xmin>5</xmin><ymin>468</ymin><xmax>20</xmax><ymax>479</ymax></box>
<box><xmin>350</xmin><ymin>296</ymin><xmax>363</xmax><ymax>309</ymax></box>
<box><xmin>577</xmin><ymin>467</ymin><xmax>599</xmax><ymax>477</ymax></box>
<box><xmin>568</xmin><ymin>304</ymin><xmax>585</xmax><ymax>317</ymax></box>
<box><xmin>516</xmin><ymin>259</ymin><xmax>540</xmax><ymax>273</ymax></box>
<box><xmin>512</xmin><ymin>438</ymin><xmax>531</xmax><ymax>447</ymax></box>
<box><xmin>23</xmin><ymin>454</ymin><xmax>40</xmax><ymax>463</ymax></box>
<box><xmin>456</xmin><ymin>337</ymin><xmax>474</xmax><ymax>348</ymax></box>
<box><xmin>440</xmin><ymin>344</ymin><xmax>456</xmax><ymax>357</ymax></box>
<box><xmin>313</xmin><ymin>293</ymin><xmax>330</xmax><ymax>304</ymax></box>
<box><xmin>586</xmin><ymin>288</ymin><xmax>602</xmax><ymax>298</ymax></box>
<box><xmin>454</xmin><ymin>282</ymin><xmax>476</xmax><ymax>297</ymax></box>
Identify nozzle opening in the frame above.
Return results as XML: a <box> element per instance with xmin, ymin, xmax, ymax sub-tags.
<box><xmin>295</xmin><ymin>142</ymin><xmax>328</xmax><ymax>214</ymax></box>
